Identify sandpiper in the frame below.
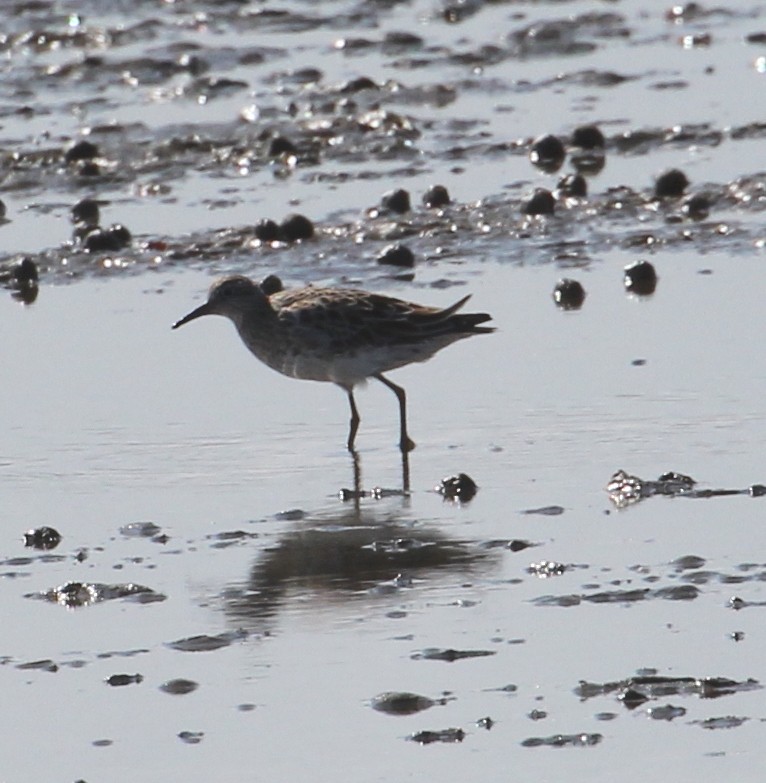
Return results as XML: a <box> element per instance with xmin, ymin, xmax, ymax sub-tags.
<box><xmin>173</xmin><ymin>275</ymin><xmax>494</xmax><ymax>451</ymax></box>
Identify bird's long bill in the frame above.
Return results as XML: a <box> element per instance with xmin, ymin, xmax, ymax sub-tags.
<box><xmin>172</xmin><ymin>303</ymin><xmax>211</xmax><ymax>329</ymax></box>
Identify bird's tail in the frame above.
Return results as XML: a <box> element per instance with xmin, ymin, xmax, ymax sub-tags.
<box><xmin>442</xmin><ymin>295</ymin><xmax>495</xmax><ymax>334</ymax></box>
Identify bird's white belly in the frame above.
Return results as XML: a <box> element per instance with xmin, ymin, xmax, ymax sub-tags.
<box><xmin>276</xmin><ymin>343</ymin><xmax>437</xmax><ymax>386</ymax></box>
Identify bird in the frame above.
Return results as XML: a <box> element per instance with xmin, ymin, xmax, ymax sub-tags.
<box><xmin>172</xmin><ymin>275</ymin><xmax>494</xmax><ymax>452</ymax></box>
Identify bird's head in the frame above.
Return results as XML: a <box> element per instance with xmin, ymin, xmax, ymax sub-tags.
<box><xmin>172</xmin><ymin>276</ymin><xmax>270</xmax><ymax>329</ymax></box>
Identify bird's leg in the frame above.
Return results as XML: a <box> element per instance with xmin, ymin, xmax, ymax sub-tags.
<box><xmin>374</xmin><ymin>374</ymin><xmax>416</xmax><ymax>452</ymax></box>
<box><xmin>346</xmin><ymin>388</ymin><xmax>361</xmax><ymax>452</ymax></box>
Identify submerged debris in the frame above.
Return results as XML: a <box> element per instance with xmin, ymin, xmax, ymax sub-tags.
<box><xmin>30</xmin><ymin>581</ymin><xmax>163</xmax><ymax>608</ymax></box>
<box><xmin>576</xmin><ymin>674</ymin><xmax>761</xmax><ymax>702</ymax></box>
<box><xmin>412</xmin><ymin>648</ymin><xmax>495</xmax><ymax>662</ymax></box>
<box><xmin>178</xmin><ymin>731</ymin><xmax>204</xmax><ymax>745</ymax></box>
<box><xmin>409</xmin><ymin>727</ymin><xmax>465</xmax><ymax>744</ymax></box>
<box><xmin>521</xmin><ymin>505</ymin><xmax>565</xmax><ymax>516</ymax></box>
<box><xmin>521</xmin><ymin>732</ymin><xmax>602</xmax><ymax>748</ymax></box>
<box><xmin>166</xmin><ymin>630</ymin><xmax>248</xmax><ymax>652</ymax></box>
<box><xmin>607</xmin><ymin>469</ymin><xmax>766</xmax><ymax>508</ymax></box>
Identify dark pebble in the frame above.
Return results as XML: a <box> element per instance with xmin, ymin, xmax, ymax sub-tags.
<box><xmin>523</xmin><ymin>188</ymin><xmax>556</xmax><ymax>216</ymax></box>
<box><xmin>279</xmin><ymin>213</ymin><xmax>314</xmax><ymax>242</ymax></box>
<box><xmin>655</xmin><ymin>168</ymin><xmax>689</xmax><ymax>198</ymax></box>
<box><xmin>529</xmin><ymin>134</ymin><xmax>566</xmax><ymax>171</ymax></box>
<box><xmin>624</xmin><ymin>260</ymin><xmax>658</xmax><ymax>295</ymax></box>
<box><xmin>254</xmin><ymin>218</ymin><xmax>280</xmax><ymax>242</ymax></box>
<box><xmin>437</xmin><ymin>473</ymin><xmax>478</xmax><ymax>502</ymax></box>
<box><xmin>571</xmin><ymin>124</ymin><xmax>605</xmax><ymax>150</ymax></box>
<box><xmin>268</xmin><ymin>135</ymin><xmax>297</xmax><ymax>156</ymax></box>
<box><xmin>381</xmin><ymin>188</ymin><xmax>411</xmax><ymax>214</ymax></box>
<box><xmin>552</xmin><ymin>278</ymin><xmax>586</xmax><ymax>310</ymax></box>
<box><xmin>557</xmin><ymin>173</ymin><xmax>587</xmax><ymax>197</ymax></box>
<box><xmin>0</xmin><ymin>199</ymin><xmax>5</xmax><ymax>219</ymax></box>
<box><xmin>84</xmin><ymin>224</ymin><xmax>132</xmax><ymax>252</ymax></box>
<box><xmin>260</xmin><ymin>274</ymin><xmax>283</xmax><ymax>295</ymax></box>
<box><xmin>377</xmin><ymin>242</ymin><xmax>415</xmax><ymax>268</ymax></box>
<box><xmin>13</xmin><ymin>257</ymin><xmax>39</xmax><ymax>284</ymax></box>
<box><xmin>11</xmin><ymin>282</ymin><xmax>39</xmax><ymax>305</ymax></box>
<box><xmin>65</xmin><ymin>139</ymin><xmax>99</xmax><ymax>163</ymax></box>
<box><xmin>77</xmin><ymin>161</ymin><xmax>101</xmax><ymax>177</ymax></box>
<box><xmin>24</xmin><ymin>526</ymin><xmax>61</xmax><ymax>550</ymax></box>
<box><xmin>683</xmin><ymin>193</ymin><xmax>711</xmax><ymax>220</ymax></box>
<box><xmin>422</xmin><ymin>184</ymin><xmax>450</xmax><ymax>208</ymax></box>
<box><xmin>71</xmin><ymin>198</ymin><xmax>100</xmax><ymax>227</ymax></box>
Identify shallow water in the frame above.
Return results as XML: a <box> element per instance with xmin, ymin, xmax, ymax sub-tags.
<box><xmin>2</xmin><ymin>1</ymin><xmax>766</xmax><ymax>781</ymax></box>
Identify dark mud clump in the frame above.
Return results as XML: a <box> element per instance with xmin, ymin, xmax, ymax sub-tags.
<box><xmin>552</xmin><ymin>279</ymin><xmax>586</xmax><ymax>310</ymax></box>
<box><xmin>377</xmin><ymin>242</ymin><xmax>415</xmax><ymax>268</ymax></box>
<box><xmin>522</xmin><ymin>188</ymin><xmax>556</xmax><ymax>216</ymax></box>
<box><xmin>160</xmin><ymin>678</ymin><xmax>199</xmax><ymax>695</ymax></box>
<box><xmin>623</xmin><ymin>260</ymin><xmax>658</xmax><ymax>295</ymax></box>
<box><xmin>371</xmin><ymin>692</ymin><xmax>436</xmax><ymax>715</ymax></box>
<box><xmin>422</xmin><ymin>184</ymin><xmax>450</xmax><ymax>208</ymax></box>
<box><xmin>24</xmin><ymin>526</ymin><xmax>61</xmax><ymax>550</ymax></box>
<box><xmin>105</xmin><ymin>673</ymin><xmax>143</xmax><ymax>687</ymax></box>
<box><xmin>437</xmin><ymin>473</ymin><xmax>478</xmax><ymax>502</ymax></box>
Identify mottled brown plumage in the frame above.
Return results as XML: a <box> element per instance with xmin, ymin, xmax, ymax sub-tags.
<box><xmin>173</xmin><ymin>275</ymin><xmax>494</xmax><ymax>451</ymax></box>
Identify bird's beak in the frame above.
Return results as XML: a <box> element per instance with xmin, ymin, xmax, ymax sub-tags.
<box><xmin>172</xmin><ymin>302</ymin><xmax>211</xmax><ymax>329</ymax></box>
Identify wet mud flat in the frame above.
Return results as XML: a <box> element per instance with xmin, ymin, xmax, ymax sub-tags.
<box><xmin>2</xmin><ymin>1</ymin><xmax>766</xmax><ymax>781</ymax></box>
